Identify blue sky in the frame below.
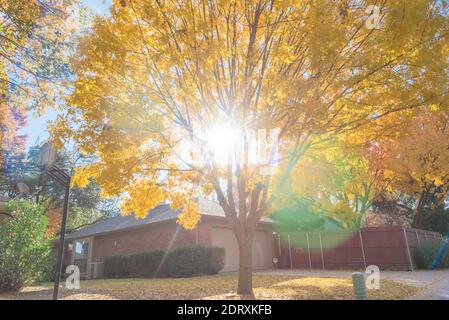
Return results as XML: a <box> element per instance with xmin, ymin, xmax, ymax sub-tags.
<box><xmin>20</xmin><ymin>0</ymin><xmax>112</xmax><ymax>149</ymax></box>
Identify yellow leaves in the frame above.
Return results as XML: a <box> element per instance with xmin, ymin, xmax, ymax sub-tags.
<box><xmin>434</xmin><ymin>177</ymin><xmax>444</xmax><ymax>187</ymax></box>
<box><xmin>2</xmin><ymin>273</ymin><xmax>417</xmax><ymax>300</ymax></box>
<box><xmin>201</xmin><ymin>183</ymin><xmax>214</xmax><ymax>196</ymax></box>
<box><xmin>117</xmin><ymin>178</ymin><xmax>201</xmax><ymax>229</ymax></box>
<box><xmin>327</xmin><ymin>202</ymin><xmax>357</xmax><ymax>228</ymax></box>
<box><xmin>72</xmin><ymin>164</ymin><xmax>101</xmax><ymax>188</ymax></box>
<box><xmin>120</xmin><ymin>180</ymin><xmax>167</xmax><ymax>219</ymax></box>
<box><xmin>168</xmin><ymin>192</ymin><xmax>201</xmax><ymax>230</ymax></box>
<box><xmin>1</xmin><ymin>0</ymin><xmax>81</xmax><ymax>111</ymax></box>
<box><xmin>169</xmin><ymin>193</ymin><xmax>186</xmax><ymax>211</ymax></box>
<box><xmin>382</xmin><ymin>111</ymin><xmax>449</xmax><ymax>198</ymax></box>
<box><xmin>429</xmin><ymin>104</ymin><xmax>441</xmax><ymax>112</ymax></box>
<box><xmin>275</xmin><ymin>0</ymin><xmax>300</xmax><ymax>10</ymax></box>
<box><xmin>72</xmin><ymin>170</ymin><xmax>90</xmax><ymax>189</ymax></box>
<box><xmin>274</xmin><ymin>44</ymin><xmax>296</xmax><ymax>64</ymax></box>
<box><xmin>176</xmin><ymin>201</ymin><xmax>201</xmax><ymax>231</ymax></box>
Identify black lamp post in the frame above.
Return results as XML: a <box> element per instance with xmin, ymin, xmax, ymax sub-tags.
<box><xmin>38</xmin><ymin>142</ymin><xmax>71</xmax><ymax>300</ymax></box>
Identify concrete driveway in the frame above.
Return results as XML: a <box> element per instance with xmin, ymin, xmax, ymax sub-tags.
<box><xmin>414</xmin><ymin>276</ymin><xmax>449</xmax><ymax>300</ymax></box>
<box><xmin>256</xmin><ymin>269</ymin><xmax>449</xmax><ymax>299</ymax></box>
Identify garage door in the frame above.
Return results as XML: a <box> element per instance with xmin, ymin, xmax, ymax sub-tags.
<box><xmin>211</xmin><ymin>227</ymin><xmax>273</xmax><ymax>272</ymax></box>
<box><xmin>211</xmin><ymin>227</ymin><xmax>239</xmax><ymax>272</ymax></box>
<box><xmin>253</xmin><ymin>230</ymin><xmax>274</xmax><ymax>270</ymax></box>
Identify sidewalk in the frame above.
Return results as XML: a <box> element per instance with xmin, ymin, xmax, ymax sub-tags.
<box><xmin>411</xmin><ymin>277</ymin><xmax>449</xmax><ymax>300</ymax></box>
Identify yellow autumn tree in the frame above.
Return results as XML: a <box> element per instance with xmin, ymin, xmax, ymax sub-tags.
<box><xmin>0</xmin><ymin>0</ymin><xmax>86</xmax><ymax>111</ymax></box>
<box><xmin>52</xmin><ymin>0</ymin><xmax>449</xmax><ymax>294</ymax></box>
<box><xmin>1</xmin><ymin>1</ymin><xmax>79</xmax><ymax>191</ymax></box>
<box><xmin>379</xmin><ymin>111</ymin><xmax>449</xmax><ymax>227</ymax></box>
<box><xmin>285</xmin><ymin>140</ymin><xmax>388</xmax><ymax>228</ymax></box>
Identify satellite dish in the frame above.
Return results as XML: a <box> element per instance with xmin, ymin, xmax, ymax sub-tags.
<box><xmin>37</xmin><ymin>142</ymin><xmax>58</xmax><ymax>169</ymax></box>
<box><xmin>16</xmin><ymin>182</ymin><xmax>30</xmax><ymax>197</ymax></box>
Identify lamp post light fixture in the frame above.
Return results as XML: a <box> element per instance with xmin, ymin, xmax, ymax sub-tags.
<box><xmin>38</xmin><ymin>142</ymin><xmax>71</xmax><ymax>300</ymax></box>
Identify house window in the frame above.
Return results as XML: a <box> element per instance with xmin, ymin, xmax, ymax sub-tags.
<box><xmin>74</xmin><ymin>240</ymin><xmax>90</xmax><ymax>274</ymax></box>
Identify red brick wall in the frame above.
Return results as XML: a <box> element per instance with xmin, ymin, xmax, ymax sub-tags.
<box><xmin>64</xmin><ymin>216</ymin><xmax>274</xmax><ymax>266</ymax></box>
<box><xmin>91</xmin><ymin>221</ymin><xmax>197</xmax><ymax>263</ymax></box>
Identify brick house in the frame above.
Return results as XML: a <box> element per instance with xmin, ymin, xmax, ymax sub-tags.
<box><xmin>63</xmin><ymin>198</ymin><xmax>275</xmax><ymax>279</ymax></box>
<box><xmin>62</xmin><ymin>197</ymin><xmax>441</xmax><ymax>278</ymax></box>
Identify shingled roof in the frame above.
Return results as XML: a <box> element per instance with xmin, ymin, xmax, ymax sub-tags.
<box><xmin>65</xmin><ymin>204</ymin><xmax>178</xmax><ymax>240</ymax></box>
<box><xmin>65</xmin><ymin>198</ymin><xmax>273</xmax><ymax>240</ymax></box>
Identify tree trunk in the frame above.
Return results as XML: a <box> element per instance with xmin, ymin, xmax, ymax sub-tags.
<box><xmin>237</xmin><ymin>236</ymin><xmax>254</xmax><ymax>296</ymax></box>
<box><xmin>412</xmin><ymin>189</ymin><xmax>428</xmax><ymax>228</ymax></box>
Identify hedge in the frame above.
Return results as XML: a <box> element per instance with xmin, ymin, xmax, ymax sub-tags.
<box><xmin>415</xmin><ymin>240</ymin><xmax>449</xmax><ymax>269</ymax></box>
<box><xmin>104</xmin><ymin>246</ymin><xmax>225</xmax><ymax>278</ymax></box>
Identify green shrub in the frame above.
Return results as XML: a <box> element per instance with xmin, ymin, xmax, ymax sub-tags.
<box><xmin>0</xmin><ymin>200</ymin><xmax>51</xmax><ymax>292</ymax></box>
<box><xmin>415</xmin><ymin>240</ymin><xmax>449</xmax><ymax>269</ymax></box>
<box><xmin>37</xmin><ymin>255</ymin><xmax>56</xmax><ymax>283</ymax></box>
<box><xmin>133</xmin><ymin>250</ymin><xmax>165</xmax><ymax>277</ymax></box>
<box><xmin>164</xmin><ymin>246</ymin><xmax>209</xmax><ymax>277</ymax></box>
<box><xmin>38</xmin><ymin>257</ymin><xmax>70</xmax><ymax>282</ymax></box>
<box><xmin>419</xmin><ymin>206</ymin><xmax>449</xmax><ymax>236</ymax></box>
<box><xmin>103</xmin><ymin>255</ymin><xmax>120</xmax><ymax>278</ymax></box>
<box><xmin>104</xmin><ymin>250</ymin><xmax>164</xmax><ymax>278</ymax></box>
<box><xmin>104</xmin><ymin>254</ymin><xmax>132</xmax><ymax>278</ymax></box>
<box><xmin>104</xmin><ymin>246</ymin><xmax>225</xmax><ymax>279</ymax></box>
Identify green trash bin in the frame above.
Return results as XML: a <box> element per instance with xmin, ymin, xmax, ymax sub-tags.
<box><xmin>352</xmin><ymin>272</ymin><xmax>368</xmax><ymax>300</ymax></box>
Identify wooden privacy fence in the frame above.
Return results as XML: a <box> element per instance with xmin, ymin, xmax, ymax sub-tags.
<box><xmin>277</xmin><ymin>226</ymin><xmax>442</xmax><ymax>271</ymax></box>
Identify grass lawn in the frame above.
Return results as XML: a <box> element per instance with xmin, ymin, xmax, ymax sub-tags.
<box><xmin>0</xmin><ymin>274</ymin><xmax>418</xmax><ymax>300</ymax></box>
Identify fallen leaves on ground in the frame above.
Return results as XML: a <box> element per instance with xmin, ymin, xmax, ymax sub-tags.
<box><xmin>0</xmin><ymin>274</ymin><xmax>418</xmax><ymax>300</ymax></box>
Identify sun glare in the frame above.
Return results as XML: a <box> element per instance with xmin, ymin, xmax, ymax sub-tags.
<box><xmin>203</xmin><ymin>124</ymin><xmax>242</xmax><ymax>165</ymax></box>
